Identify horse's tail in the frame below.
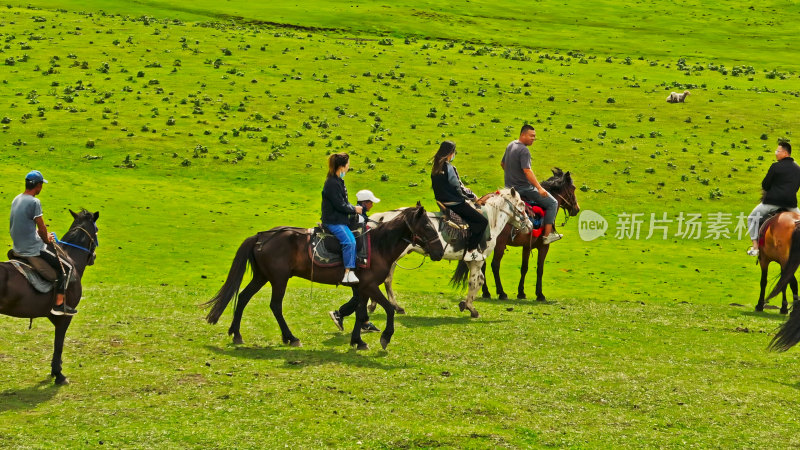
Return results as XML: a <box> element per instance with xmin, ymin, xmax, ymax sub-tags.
<box><xmin>449</xmin><ymin>260</ymin><xmax>470</xmax><ymax>290</ymax></box>
<box><xmin>766</xmin><ymin>221</ymin><xmax>800</xmax><ymax>301</ymax></box>
<box><xmin>768</xmin><ymin>222</ymin><xmax>800</xmax><ymax>352</ymax></box>
<box><xmin>203</xmin><ymin>235</ymin><xmax>257</xmax><ymax>324</ymax></box>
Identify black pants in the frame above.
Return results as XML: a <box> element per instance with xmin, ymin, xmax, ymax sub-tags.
<box><xmin>38</xmin><ymin>243</ymin><xmax>72</xmax><ymax>295</ymax></box>
<box><xmin>338</xmin><ymin>287</ymin><xmax>368</xmax><ymax>322</ymax></box>
<box><xmin>449</xmin><ymin>202</ymin><xmax>489</xmax><ymax>251</ymax></box>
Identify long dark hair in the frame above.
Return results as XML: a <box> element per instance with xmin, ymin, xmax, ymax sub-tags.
<box><xmin>431</xmin><ymin>141</ymin><xmax>456</xmax><ymax>175</ymax></box>
<box><xmin>327</xmin><ymin>153</ymin><xmax>349</xmax><ymax>178</ymax></box>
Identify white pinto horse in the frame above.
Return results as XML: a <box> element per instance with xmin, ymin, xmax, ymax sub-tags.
<box><xmin>369</xmin><ymin>188</ymin><xmax>532</xmax><ymax>318</ymax></box>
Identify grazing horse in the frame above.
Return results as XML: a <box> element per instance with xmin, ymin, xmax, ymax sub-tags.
<box><xmin>0</xmin><ymin>209</ymin><xmax>100</xmax><ymax>385</ymax></box>
<box><xmin>481</xmin><ymin>168</ymin><xmax>581</xmax><ymax>301</ymax></box>
<box><xmin>755</xmin><ymin>211</ymin><xmax>799</xmax><ymax>315</ymax></box>
<box><xmin>762</xmin><ymin>212</ymin><xmax>800</xmax><ymax>352</ymax></box>
<box><xmin>203</xmin><ymin>205</ymin><xmax>444</xmax><ymax>350</ymax></box>
<box><xmin>371</xmin><ymin>188</ymin><xmax>532</xmax><ymax>318</ymax></box>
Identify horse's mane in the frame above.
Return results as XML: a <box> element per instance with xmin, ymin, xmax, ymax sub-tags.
<box><xmin>370</xmin><ymin>207</ymin><xmax>416</xmax><ymax>254</ymax></box>
<box><xmin>541</xmin><ymin>168</ymin><xmax>572</xmax><ymax>194</ymax></box>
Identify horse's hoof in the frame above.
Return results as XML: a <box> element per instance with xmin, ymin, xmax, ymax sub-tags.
<box><xmin>54</xmin><ymin>376</ymin><xmax>69</xmax><ymax>386</ymax></box>
<box><xmin>470</xmin><ymin>310</ymin><xmax>480</xmax><ymax>318</ymax></box>
<box><xmin>232</xmin><ymin>336</ymin><xmax>244</xmax><ymax>345</ymax></box>
<box><xmin>289</xmin><ymin>339</ymin><xmax>302</xmax><ymax>347</ymax></box>
<box><xmin>481</xmin><ymin>292</ymin><xmax>491</xmax><ymax>299</ymax></box>
<box><xmin>536</xmin><ymin>295</ymin><xmax>546</xmax><ymax>302</ymax></box>
<box><xmin>396</xmin><ymin>307</ymin><xmax>406</xmax><ymax>315</ymax></box>
<box><xmin>517</xmin><ymin>293</ymin><xmax>527</xmax><ymax>300</ymax></box>
<box><xmin>458</xmin><ymin>301</ymin><xmax>467</xmax><ymax>312</ymax></box>
<box><xmin>755</xmin><ymin>305</ymin><xmax>764</xmax><ymax>312</ymax></box>
<box><xmin>380</xmin><ymin>337</ymin><xmax>390</xmax><ymax>350</ymax></box>
<box><xmin>353</xmin><ymin>342</ymin><xmax>369</xmax><ymax>351</ymax></box>
<box><xmin>498</xmin><ymin>293</ymin><xmax>508</xmax><ymax>300</ymax></box>
<box><xmin>781</xmin><ymin>308</ymin><xmax>789</xmax><ymax>315</ymax></box>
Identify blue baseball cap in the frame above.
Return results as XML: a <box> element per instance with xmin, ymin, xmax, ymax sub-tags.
<box><xmin>25</xmin><ymin>170</ymin><xmax>48</xmax><ymax>184</ymax></box>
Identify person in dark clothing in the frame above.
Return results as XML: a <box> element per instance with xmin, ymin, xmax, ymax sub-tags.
<box><xmin>747</xmin><ymin>141</ymin><xmax>800</xmax><ymax>256</ymax></box>
<box><xmin>329</xmin><ymin>189</ymin><xmax>381</xmax><ymax>333</ymax></box>
<box><xmin>321</xmin><ymin>153</ymin><xmax>362</xmax><ymax>283</ymax></box>
<box><xmin>431</xmin><ymin>141</ymin><xmax>488</xmax><ymax>261</ymax></box>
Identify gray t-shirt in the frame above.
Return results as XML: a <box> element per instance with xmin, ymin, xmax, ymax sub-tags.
<box><xmin>502</xmin><ymin>140</ymin><xmax>533</xmax><ymax>190</ymax></box>
<box><xmin>10</xmin><ymin>193</ymin><xmax>46</xmax><ymax>256</ymax></box>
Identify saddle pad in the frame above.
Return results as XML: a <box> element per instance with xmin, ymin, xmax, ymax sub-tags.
<box><xmin>309</xmin><ymin>228</ymin><xmax>370</xmax><ymax>268</ymax></box>
<box><xmin>6</xmin><ymin>260</ymin><xmax>54</xmax><ymax>293</ymax></box>
<box><xmin>757</xmin><ymin>209</ymin><xmax>789</xmax><ymax>247</ymax></box>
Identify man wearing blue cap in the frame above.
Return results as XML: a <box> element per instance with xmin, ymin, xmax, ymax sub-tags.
<box><xmin>10</xmin><ymin>170</ymin><xmax>76</xmax><ymax>315</ymax></box>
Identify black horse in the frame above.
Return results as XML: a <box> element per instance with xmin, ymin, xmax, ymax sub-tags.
<box><xmin>204</xmin><ymin>205</ymin><xmax>444</xmax><ymax>350</ymax></box>
<box><xmin>481</xmin><ymin>168</ymin><xmax>581</xmax><ymax>301</ymax></box>
<box><xmin>0</xmin><ymin>209</ymin><xmax>99</xmax><ymax>385</ymax></box>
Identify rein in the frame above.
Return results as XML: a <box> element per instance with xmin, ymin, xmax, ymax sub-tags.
<box><xmin>56</xmin><ymin>227</ymin><xmax>98</xmax><ymax>254</ymax></box>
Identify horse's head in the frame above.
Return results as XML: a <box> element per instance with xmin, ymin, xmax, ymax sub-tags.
<box><xmin>64</xmin><ymin>209</ymin><xmax>100</xmax><ymax>266</ymax></box>
<box><xmin>406</xmin><ymin>202</ymin><xmax>444</xmax><ymax>261</ymax></box>
<box><xmin>544</xmin><ymin>168</ymin><xmax>581</xmax><ymax>217</ymax></box>
<box><xmin>499</xmin><ymin>188</ymin><xmax>533</xmax><ymax>233</ymax></box>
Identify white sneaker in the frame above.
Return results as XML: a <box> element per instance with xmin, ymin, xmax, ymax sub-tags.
<box><xmin>746</xmin><ymin>248</ymin><xmax>759</xmax><ymax>257</ymax></box>
<box><xmin>463</xmin><ymin>250</ymin><xmax>485</xmax><ymax>262</ymax></box>
<box><xmin>342</xmin><ymin>271</ymin><xmax>359</xmax><ymax>284</ymax></box>
<box><xmin>543</xmin><ymin>232</ymin><xmax>563</xmax><ymax>245</ymax></box>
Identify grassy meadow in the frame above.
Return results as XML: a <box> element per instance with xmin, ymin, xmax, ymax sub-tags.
<box><xmin>1</xmin><ymin>1</ymin><xmax>800</xmax><ymax>447</ymax></box>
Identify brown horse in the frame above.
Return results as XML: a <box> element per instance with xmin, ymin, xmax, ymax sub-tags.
<box><xmin>204</xmin><ymin>205</ymin><xmax>444</xmax><ymax>350</ymax></box>
<box><xmin>755</xmin><ymin>211</ymin><xmax>799</xmax><ymax>315</ymax></box>
<box><xmin>764</xmin><ymin>212</ymin><xmax>800</xmax><ymax>352</ymax></box>
<box><xmin>481</xmin><ymin>168</ymin><xmax>581</xmax><ymax>301</ymax></box>
<box><xmin>0</xmin><ymin>209</ymin><xmax>100</xmax><ymax>385</ymax></box>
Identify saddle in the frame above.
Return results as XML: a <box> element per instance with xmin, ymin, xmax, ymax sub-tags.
<box><xmin>309</xmin><ymin>225</ymin><xmax>370</xmax><ymax>268</ymax></box>
<box><xmin>757</xmin><ymin>208</ymin><xmax>788</xmax><ymax>248</ymax></box>
<box><xmin>522</xmin><ymin>201</ymin><xmax>546</xmax><ymax>238</ymax></box>
<box><xmin>7</xmin><ymin>249</ymin><xmax>58</xmax><ymax>281</ymax></box>
<box><xmin>435</xmin><ymin>201</ymin><xmax>490</xmax><ymax>251</ymax></box>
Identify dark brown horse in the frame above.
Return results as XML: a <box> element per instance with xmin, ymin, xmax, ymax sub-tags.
<box><xmin>763</xmin><ymin>212</ymin><xmax>800</xmax><ymax>352</ymax></box>
<box><xmin>756</xmin><ymin>211</ymin><xmax>799</xmax><ymax>315</ymax></box>
<box><xmin>204</xmin><ymin>205</ymin><xmax>444</xmax><ymax>350</ymax></box>
<box><xmin>0</xmin><ymin>209</ymin><xmax>99</xmax><ymax>385</ymax></box>
<box><xmin>481</xmin><ymin>168</ymin><xmax>580</xmax><ymax>301</ymax></box>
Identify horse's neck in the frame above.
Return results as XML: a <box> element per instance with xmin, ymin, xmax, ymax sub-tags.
<box><xmin>484</xmin><ymin>198</ymin><xmax>512</xmax><ymax>239</ymax></box>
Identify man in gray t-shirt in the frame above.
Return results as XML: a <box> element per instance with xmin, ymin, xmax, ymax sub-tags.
<box><xmin>9</xmin><ymin>170</ymin><xmax>76</xmax><ymax>316</ymax></box>
<box><xmin>501</xmin><ymin>124</ymin><xmax>562</xmax><ymax>244</ymax></box>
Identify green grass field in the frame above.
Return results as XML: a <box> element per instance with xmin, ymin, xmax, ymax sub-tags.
<box><xmin>1</xmin><ymin>2</ymin><xmax>800</xmax><ymax>447</ymax></box>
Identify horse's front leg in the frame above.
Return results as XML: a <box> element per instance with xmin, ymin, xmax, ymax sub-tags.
<box><xmin>351</xmin><ymin>295</ymin><xmax>369</xmax><ymax>350</ymax></box>
<box><xmin>785</xmin><ymin>276</ymin><xmax>798</xmax><ymax>315</ymax></box>
<box><xmin>756</xmin><ymin>260</ymin><xmax>768</xmax><ymax>312</ymax></box>
<box><xmin>517</xmin><ymin>247</ymin><xmax>532</xmax><ymax>299</ymax></box>
<box><xmin>48</xmin><ymin>316</ymin><xmax>72</xmax><ymax>385</ymax></box>
<box><xmin>535</xmin><ymin>244</ymin><xmax>550</xmax><ymax>302</ymax></box>
<box><xmin>359</xmin><ymin>284</ymin><xmax>395</xmax><ymax>349</ymax></box>
<box><xmin>459</xmin><ymin>261</ymin><xmax>484</xmax><ymax>318</ymax></box>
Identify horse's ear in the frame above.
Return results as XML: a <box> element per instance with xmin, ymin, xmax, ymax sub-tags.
<box><xmin>93</xmin><ymin>211</ymin><xmax>100</xmax><ymax>222</ymax></box>
<box><xmin>510</xmin><ymin>187</ymin><xmax>517</xmax><ymax>198</ymax></box>
<box><xmin>69</xmin><ymin>209</ymin><xmax>78</xmax><ymax>219</ymax></box>
<box><xmin>564</xmin><ymin>171</ymin><xmax>572</xmax><ymax>183</ymax></box>
<box><xmin>415</xmin><ymin>207</ymin><xmax>426</xmax><ymax>219</ymax></box>
<box><xmin>551</xmin><ymin>167</ymin><xmax>563</xmax><ymax>177</ymax></box>
<box><xmin>416</xmin><ymin>201</ymin><xmax>422</xmax><ymax>207</ymax></box>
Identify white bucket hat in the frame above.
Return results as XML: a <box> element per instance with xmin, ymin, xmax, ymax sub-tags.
<box><xmin>356</xmin><ymin>190</ymin><xmax>380</xmax><ymax>203</ymax></box>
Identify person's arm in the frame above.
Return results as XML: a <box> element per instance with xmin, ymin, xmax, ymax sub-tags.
<box><xmin>324</xmin><ymin>179</ymin><xmax>358</xmax><ymax>215</ymax></box>
<box><xmin>523</xmin><ymin>168</ymin><xmax>549</xmax><ymax>197</ymax></box>
<box><xmin>34</xmin><ymin>216</ymin><xmax>53</xmax><ymax>243</ymax></box>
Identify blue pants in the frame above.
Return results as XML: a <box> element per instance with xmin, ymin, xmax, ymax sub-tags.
<box><xmin>325</xmin><ymin>224</ymin><xmax>356</xmax><ymax>269</ymax></box>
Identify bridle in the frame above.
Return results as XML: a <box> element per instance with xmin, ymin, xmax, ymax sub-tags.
<box><xmin>501</xmin><ymin>196</ymin><xmax>530</xmax><ymax>230</ymax></box>
<box><xmin>403</xmin><ymin>213</ymin><xmax>440</xmax><ymax>251</ymax></box>
<box><xmin>57</xmin><ymin>225</ymin><xmax>98</xmax><ymax>264</ymax></box>
<box><xmin>551</xmin><ymin>189</ymin><xmax>577</xmax><ymax>226</ymax></box>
